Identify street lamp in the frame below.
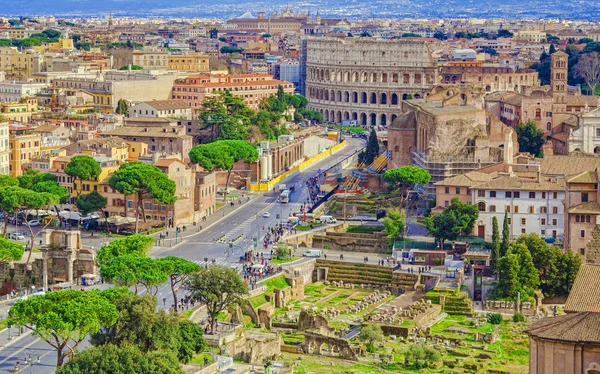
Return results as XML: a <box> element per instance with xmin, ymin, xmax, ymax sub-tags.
<box><xmin>24</xmin><ymin>350</ymin><xmax>40</xmax><ymax>374</ymax></box>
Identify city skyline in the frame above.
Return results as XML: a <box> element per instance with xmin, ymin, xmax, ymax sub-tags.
<box><xmin>2</xmin><ymin>0</ymin><xmax>600</xmax><ymax>21</ymax></box>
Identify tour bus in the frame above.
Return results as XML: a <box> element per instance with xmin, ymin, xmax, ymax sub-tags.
<box><xmin>279</xmin><ymin>190</ymin><xmax>290</xmax><ymax>203</ymax></box>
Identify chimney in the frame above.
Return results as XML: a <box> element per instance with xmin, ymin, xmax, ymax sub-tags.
<box><xmin>542</xmin><ymin>141</ymin><xmax>553</xmax><ymax>157</ymax></box>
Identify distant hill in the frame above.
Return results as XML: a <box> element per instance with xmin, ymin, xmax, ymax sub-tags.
<box><xmin>6</xmin><ymin>0</ymin><xmax>600</xmax><ymax>21</ymax></box>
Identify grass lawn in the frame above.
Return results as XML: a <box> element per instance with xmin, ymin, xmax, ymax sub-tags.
<box><xmin>346</xmin><ymin>225</ymin><xmax>383</xmax><ymax>234</ymax></box>
<box><xmin>333</xmin><ymin>125</ymin><xmax>367</xmax><ymax>133</ymax></box>
<box><xmin>248</xmin><ymin>293</ymin><xmax>268</xmax><ymax>308</ymax></box>
<box><xmin>270</xmin><ymin>256</ymin><xmax>299</xmax><ymax>264</ymax></box>
<box><xmin>262</xmin><ymin>275</ymin><xmax>290</xmax><ymax>292</ymax></box>
<box><xmin>296</xmin><ymin>222</ymin><xmax>322</xmax><ymax>231</ymax></box>
<box><xmin>190</xmin><ymin>352</ymin><xmax>214</xmax><ymax>365</ymax></box>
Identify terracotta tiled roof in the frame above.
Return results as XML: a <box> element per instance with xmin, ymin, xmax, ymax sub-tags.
<box><xmin>472</xmin><ymin>175</ymin><xmax>564</xmax><ymax>191</ymax></box>
<box><xmin>154</xmin><ymin>159</ymin><xmax>183</xmax><ymax>167</ymax></box>
<box><xmin>564</xmin><ymin>264</ymin><xmax>600</xmax><ymax>313</ymax></box>
<box><xmin>526</xmin><ymin>312</ymin><xmax>600</xmax><ymax>343</ymax></box>
<box><xmin>540</xmin><ymin>155</ymin><xmax>600</xmax><ymax>176</ymax></box>
<box><xmin>567</xmin><ymin>171</ymin><xmax>598</xmax><ymax>184</ymax></box>
<box><xmin>567</xmin><ymin>202</ymin><xmax>600</xmax><ymax>214</ymax></box>
<box><xmin>142</xmin><ymin>100</ymin><xmax>190</xmax><ymax>111</ymax></box>
<box><xmin>435</xmin><ymin>171</ymin><xmax>497</xmax><ymax>187</ymax></box>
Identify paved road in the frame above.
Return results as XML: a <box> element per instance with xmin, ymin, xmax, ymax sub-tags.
<box><xmin>150</xmin><ymin>137</ymin><xmax>365</xmax><ymax>266</ymax></box>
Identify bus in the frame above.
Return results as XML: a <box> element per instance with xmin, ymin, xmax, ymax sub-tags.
<box><xmin>279</xmin><ymin>190</ymin><xmax>290</xmax><ymax>203</ymax></box>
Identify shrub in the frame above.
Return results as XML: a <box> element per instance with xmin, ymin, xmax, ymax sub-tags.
<box><xmin>487</xmin><ymin>313</ymin><xmax>503</xmax><ymax>325</ymax></box>
<box><xmin>366</xmin><ymin>342</ymin><xmax>376</xmax><ymax>353</ymax></box>
<box><xmin>432</xmin><ymin>257</ymin><xmax>442</xmax><ymax>266</ymax></box>
<box><xmin>512</xmin><ymin>313</ymin><xmax>525</xmax><ymax>322</ymax></box>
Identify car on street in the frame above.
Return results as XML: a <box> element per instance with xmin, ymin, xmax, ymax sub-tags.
<box><xmin>262</xmin><ymin>212</ymin><xmax>271</xmax><ymax>218</ymax></box>
<box><xmin>303</xmin><ymin>250</ymin><xmax>322</xmax><ymax>258</ymax></box>
<box><xmin>8</xmin><ymin>217</ymin><xmax>23</xmax><ymax>225</ymax></box>
<box><xmin>9</xmin><ymin>233</ymin><xmax>25</xmax><ymax>240</ymax></box>
<box><xmin>27</xmin><ymin>220</ymin><xmax>41</xmax><ymax>226</ymax></box>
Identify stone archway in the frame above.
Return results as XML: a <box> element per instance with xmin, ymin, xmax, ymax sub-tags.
<box><xmin>303</xmin><ymin>332</ymin><xmax>358</xmax><ymax>360</ymax></box>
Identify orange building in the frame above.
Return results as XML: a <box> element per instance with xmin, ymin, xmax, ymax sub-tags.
<box><xmin>171</xmin><ymin>73</ymin><xmax>294</xmax><ymax>113</ymax></box>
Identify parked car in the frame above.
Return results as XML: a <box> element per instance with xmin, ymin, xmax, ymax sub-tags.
<box><xmin>319</xmin><ymin>215</ymin><xmax>337</xmax><ymax>224</ymax></box>
<box><xmin>8</xmin><ymin>217</ymin><xmax>23</xmax><ymax>225</ymax></box>
<box><xmin>8</xmin><ymin>233</ymin><xmax>25</xmax><ymax>240</ymax></box>
<box><xmin>27</xmin><ymin>220</ymin><xmax>41</xmax><ymax>227</ymax></box>
<box><xmin>262</xmin><ymin>212</ymin><xmax>271</xmax><ymax>218</ymax></box>
<box><xmin>303</xmin><ymin>250</ymin><xmax>322</xmax><ymax>258</ymax></box>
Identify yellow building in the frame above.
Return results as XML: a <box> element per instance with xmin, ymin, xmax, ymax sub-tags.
<box><xmin>0</xmin><ymin>99</ymin><xmax>45</xmax><ymax>124</ymax></box>
<box><xmin>0</xmin><ymin>47</ymin><xmax>35</xmax><ymax>79</ymax></box>
<box><xmin>9</xmin><ymin>124</ymin><xmax>41</xmax><ymax>177</ymax></box>
<box><xmin>45</xmin><ymin>38</ymin><xmax>74</xmax><ymax>52</ymax></box>
<box><xmin>73</xmin><ymin>157</ymin><xmax>120</xmax><ymax>196</ymax></box>
<box><xmin>168</xmin><ymin>53</ymin><xmax>209</xmax><ymax>72</ymax></box>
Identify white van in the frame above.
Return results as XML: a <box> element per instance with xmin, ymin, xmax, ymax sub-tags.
<box><xmin>319</xmin><ymin>215</ymin><xmax>337</xmax><ymax>224</ymax></box>
<box><xmin>303</xmin><ymin>250</ymin><xmax>322</xmax><ymax>258</ymax></box>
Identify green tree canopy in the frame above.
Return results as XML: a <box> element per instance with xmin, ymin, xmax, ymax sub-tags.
<box><xmin>501</xmin><ymin>211</ymin><xmax>510</xmax><ymax>257</ymax></box>
<box><xmin>8</xmin><ymin>290</ymin><xmax>118</xmax><ymax>368</ymax></box>
<box><xmin>157</xmin><ymin>256</ymin><xmax>200</xmax><ymax>312</ymax></box>
<box><xmin>119</xmin><ymin>64</ymin><xmax>143</xmax><ymax>70</ymax></box>
<box><xmin>116</xmin><ymin>99</ymin><xmax>129</xmax><ymax>115</ymax></box>
<box><xmin>100</xmin><ymin>254</ymin><xmax>169</xmax><ymax>295</ymax></box>
<box><xmin>65</xmin><ymin>155</ymin><xmax>102</xmax><ymax>196</ymax></box>
<box><xmin>108</xmin><ymin>162</ymin><xmax>177</xmax><ymax>232</ymax></box>
<box><xmin>516</xmin><ymin>120</ymin><xmax>545</xmax><ymax>157</ymax></box>
<box><xmin>515</xmin><ymin>233</ymin><xmax>581</xmax><ymax>297</ymax></box>
<box><xmin>360</xmin><ymin>128</ymin><xmax>379</xmax><ymax>165</ymax></box>
<box><xmin>185</xmin><ymin>265</ymin><xmax>248</xmax><ymax>333</ymax></box>
<box><xmin>75</xmin><ymin>190</ymin><xmax>107</xmax><ymax>216</ymax></box>
<box><xmin>424</xmin><ymin>198</ymin><xmax>478</xmax><ymax>248</ymax></box>
<box><xmin>0</xmin><ymin>237</ymin><xmax>24</xmax><ymax>263</ymax></box>
<box><xmin>491</xmin><ymin>216</ymin><xmax>501</xmax><ymax>274</ymax></box>
<box><xmin>382</xmin><ymin>166</ymin><xmax>431</xmax><ymax>207</ymax></box>
<box><xmin>57</xmin><ymin>343</ymin><xmax>183</xmax><ymax>374</ymax></box>
<box><xmin>189</xmin><ymin>140</ymin><xmax>257</xmax><ymax>200</ymax></box>
<box><xmin>92</xmin><ymin>292</ymin><xmax>178</xmax><ymax>353</ymax></box>
<box><xmin>97</xmin><ymin>234</ymin><xmax>154</xmax><ymax>266</ymax></box>
<box><xmin>383</xmin><ymin>209</ymin><xmax>406</xmax><ymax>241</ymax></box>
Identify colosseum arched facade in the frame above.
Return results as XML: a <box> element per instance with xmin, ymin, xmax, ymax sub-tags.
<box><xmin>304</xmin><ymin>37</ymin><xmax>439</xmax><ymax>126</ymax></box>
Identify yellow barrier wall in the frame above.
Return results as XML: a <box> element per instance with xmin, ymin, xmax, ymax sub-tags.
<box><xmin>247</xmin><ymin>139</ymin><xmax>347</xmax><ymax>192</ymax></box>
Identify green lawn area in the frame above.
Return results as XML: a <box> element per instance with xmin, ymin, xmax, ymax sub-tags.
<box><xmin>190</xmin><ymin>352</ymin><xmax>214</xmax><ymax>365</ymax></box>
<box><xmin>269</xmin><ymin>256</ymin><xmax>299</xmax><ymax>265</ymax></box>
<box><xmin>346</xmin><ymin>225</ymin><xmax>384</xmax><ymax>234</ymax></box>
<box><xmin>296</xmin><ymin>222</ymin><xmax>322</xmax><ymax>231</ymax></box>
<box><xmin>262</xmin><ymin>275</ymin><xmax>290</xmax><ymax>292</ymax></box>
<box><xmin>333</xmin><ymin>125</ymin><xmax>367</xmax><ymax>133</ymax></box>
<box><xmin>248</xmin><ymin>293</ymin><xmax>268</xmax><ymax>308</ymax></box>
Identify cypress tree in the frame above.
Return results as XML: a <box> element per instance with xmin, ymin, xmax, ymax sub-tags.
<box><xmin>491</xmin><ymin>216</ymin><xmax>500</xmax><ymax>274</ymax></box>
<box><xmin>362</xmin><ymin>128</ymin><xmax>380</xmax><ymax>165</ymax></box>
<box><xmin>500</xmin><ymin>211</ymin><xmax>510</xmax><ymax>257</ymax></box>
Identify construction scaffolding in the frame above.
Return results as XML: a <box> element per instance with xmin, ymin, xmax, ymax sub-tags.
<box><xmin>341</xmin><ymin>150</ymin><xmax>391</xmax><ymax>191</ymax></box>
<box><xmin>412</xmin><ymin>150</ymin><xmax>498</xmax><ymax>197</ymax></box>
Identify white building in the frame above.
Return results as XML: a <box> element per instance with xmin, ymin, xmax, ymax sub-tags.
<box><xmin>451</xmin><ymin>48</ymin><xmax>477</xmax><ymax>61</ymax></box>
<box><xmin>568</xmin><ymin>106</ymin><xmax>600</xmax><ymax>154</ymax></box>
<box><xmin>0</xmin><ymin>81</ymin><xmax>48</xmax><ymax>102</ymax></box>
<box><xmin>472</xmin><ymin>174</ymin><xmax>565</xmax><ymax>240</ymax></box>
<box><xmin>130</xmin><ymin>99</ymin><xmax>193</xmax><ymax>120</ymax></box>
<box><xmin>0</xmin><ymin>122</ymin><xmax>9</xmax><ymax>175</ymax></box>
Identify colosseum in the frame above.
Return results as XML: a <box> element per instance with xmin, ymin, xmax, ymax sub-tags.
<box><xmin>303</xmin><ymin>37</ymin><xmax>439</xmax><ymax>126</ymax></box>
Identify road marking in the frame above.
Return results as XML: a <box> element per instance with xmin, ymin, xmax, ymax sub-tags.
<box><xmin>0</xmin><ymin>336</ymin><xmax>40</xmax><ymax>365</ymax></box>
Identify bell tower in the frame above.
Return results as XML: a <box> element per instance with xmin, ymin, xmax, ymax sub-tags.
<box><xmin>551</xmin><ymin>51</ymin><xmax>568</xmax><ymax>116</ymax></box>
